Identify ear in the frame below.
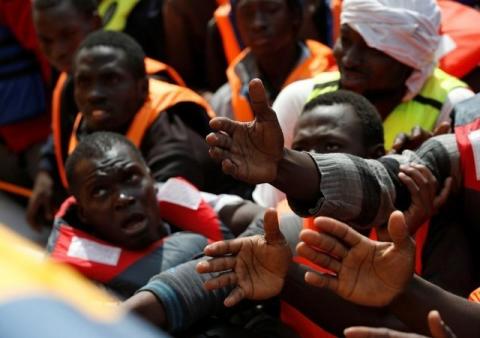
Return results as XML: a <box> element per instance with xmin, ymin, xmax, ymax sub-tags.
<box><xmin>368</xmin><ymin>143</ymin><xmax>386</xmax><ymax>159</ymax></box>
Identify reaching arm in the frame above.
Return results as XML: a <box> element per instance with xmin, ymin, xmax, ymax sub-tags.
<box><xmin>207</xmin><ymin>79</ymin><xmax>461</xmax><ymax>228</ymax></box>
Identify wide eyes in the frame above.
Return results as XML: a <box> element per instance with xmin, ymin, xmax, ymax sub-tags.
<box><xmin>91</xmin><ymin>186</ymin><xmax>109</xmax><ymax>199</ymax></box>
<box><xmin>126</xmin><ymin>172</ymin><xmax>141</xmax><ymax>183</ymax></box>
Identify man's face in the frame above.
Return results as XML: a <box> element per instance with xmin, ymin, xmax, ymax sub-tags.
<box><xmin>333</xmin><ymin>24</ymin><xmax>412</xmax><ymax>96</ymax></box>
<box><xmin>73</xmin><ymin>144</ymin><xmax>165</xmax><ymax>250</ymax></box>
<box><xmin>235</xmin><ymin>0</ymin><xmax>299</xmax><ymax>58</ymax></box>
<box><xmin>33</xmin><ymin>1</ymin><xmax>99</xmax><ymax>73</ymax></box>
<box><xmin>292</xmin><ymin>103</ymin><xmax>368</xmax><ymax>157</ymax></box>
<box><xmin>74</xmin><ymin>46</ymin><xmax>147</xmax><ymax>133</ymax></box>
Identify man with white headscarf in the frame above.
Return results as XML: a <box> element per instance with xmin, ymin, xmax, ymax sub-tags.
<box><xmin>253</xmin><ymin>0</ymin><xmax>474</xmax><ymax>209</ymax></box>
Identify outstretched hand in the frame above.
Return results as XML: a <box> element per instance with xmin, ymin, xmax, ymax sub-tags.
<box><xmin>399</xmin><ymin>164</ymin><xmax>452</xmax><ymax>235</ymax></box>
<box><xmin>344</xmin><ymin>310</ymin><xmax>456</xmax><ymax>338</ymax></box>
<box><xmin>206</xmin><ymin>79</ymin><xmax>284</xmax><ymax>184</ymax></box>
<box><xmin>196</xmin><ymin>209</ymin><xmax>291</xmax><ymax>307</ymax></box>
<box><xmin>296</xmin><ymin>211</ymin><xmax>415</xmax><ymax>307</ymax></box>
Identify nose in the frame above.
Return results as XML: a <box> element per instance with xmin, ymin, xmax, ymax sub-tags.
<box><xmin>115</xmin><ymin>191</ymin><xmax>135</xmax><ymax>210</ymax></box>
<box><xmin>87</xmin><ymin>83</ymin><xmax>107</xmax><ymax>105</ymax></box>
<box><xmin>341</xmin><ymin>43</ymin><xmax>363</xmax><ymax>69</ymax></box>
<box><xmin>251</xmin><ymin>10</ymin><xmax>268</xmax><ymax>32</ymax></box>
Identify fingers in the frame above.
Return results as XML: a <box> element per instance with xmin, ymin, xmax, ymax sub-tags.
<box><xmin>209</xmin><ymin>117</ymin><xmax>241</xmax><ymax>136</ymax></box>
<box><xmin>224</xmin><ymin>286</ymin><xmax>246</xmax><ymax>307</ymax></box>
<box><xmin>296</xmin><ymin>242</ymin><xmax>342</xmax><ymax>273</ymax></box>
<box><xmin>299</xmin><ymin>228</ymin><xmax>348</xmax><ymax>259</ymax></box>
<box><xmin>248</xmin><ymin>79</ymin><xmax>278</xmax><ymax>123</ymax></box>
<box><xmin>387</xmin><ymin>211</ymin><xmax>415</xmax><ymax>252</ymax></box>
<box><xmin>391</xmin><ymin>133</ymin><xmax>408</xmax><ymax>154</ymax></box>
<box><xmin>428</xmin><ymin>310</ymin><xmax>456</xmax><ymax>338</ymax></box>
<box><xmin>196</xmin><ymin>256</ymin><xmax>236</xmax><ymax>274</ymax></box>
<box><xmin>202</xmin><ymin>238</ymin><xmax>244</xmax><ymax>257</ymax></box>
<box><xmin>263</xmin><ymin>209</ymin><xmax>285</xmax><ymax>245</ymax></box>
<box><xmin>433</xmin><ymin>177</ymin><xmax>452</xmax><ymax>213</ymax></box>
<box><xmin>344</xmin><ymin>326</ymin><xmax>424</xmax><ymax>338</ymax></box>
<box><xmin>304</xmin><ymin>271</ymin><xmax>339</xmax><ymax>291</ymax></box>
<box><xmin>313</xmin><ymin>216</ymin><xmax>363</xmax><ymax>248</ymax></box>
<box><xmin>206</xmin><ymin>132</ymin><xmax>233</xmax><ymax>150</ymax></box>
<box><xmin>202</xmin><ymin>271</ymin><xmax>238</xmax><ymax>291</ymax></box>
<box><xmin>433</xmin><ymin>122</ymin><xmax>451</xmax><ymax>136</ymax></box>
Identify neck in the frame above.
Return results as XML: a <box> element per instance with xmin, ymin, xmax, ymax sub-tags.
<box><xmin>364</xmin><ymin>88</ymin><xmax>407</xmax><ymax>120</ymax></box>
<box><xmin>256</xmin><ymin>43</ymin><xmax>300</xmax><ymax>93</ymax></box>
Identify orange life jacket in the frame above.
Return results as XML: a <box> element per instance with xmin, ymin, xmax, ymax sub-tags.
<box><xmin>65</xmin><ymin>78</ymin><xmax>214</xmax><ymax>186</ymax></box>
<box><xmin>228</xmin><ymin>40</ymin><xmax>335</xmax><ymax>122</ymax></box>
<box><xmin>53</xmin><ymin>58</ymin><xmax>187</xmax><ymax>188</ymax></box>
<box><xmin>438</xmin><ymin>0</ymin><xmax>480</xmax><ymax>78</ymax></box>
<box><xmin>214</xmin><ymin>3</ymin><xmax>243</xmax><ymax>66</ymax></box>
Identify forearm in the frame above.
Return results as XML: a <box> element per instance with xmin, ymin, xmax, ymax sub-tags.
<box><xmin>390</xmin><ymin>275</ymin><xmax>480</xmax><ymax>337</ymax></box>
<box><xmin>137</xmin><ymin>259</ymin><xmax>232</xmax><ymax>332</ymax></box>
<box><xmin>272</xmin><ymin>148</ymin><xmax>320</xmax><ymax>203</ymax></box>
<box><xmin>282</xmin><ymin>263</ymin><xmax>408</xmax><ymax>336</ymax></box>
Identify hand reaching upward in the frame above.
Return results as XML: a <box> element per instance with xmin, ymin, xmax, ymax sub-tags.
<box><xmin>196</xmin><ymin>209</ymin><xmax>291</xmax><ymax>307</ymax></box>
<box><xmin>297</xmin><ymin>211</ymin><xmax>416</xmax><ymax>307</ymax></box>
<box><xmin>206</xmin><ymin>79</ymin><xmax>284</xmax><ymax>184</ymax></box>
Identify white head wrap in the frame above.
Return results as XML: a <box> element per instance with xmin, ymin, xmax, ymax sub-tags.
<box><xmin>341</xmin><ymin>0</ymin><xmax>442</xmax><ymax>101</ymax></box>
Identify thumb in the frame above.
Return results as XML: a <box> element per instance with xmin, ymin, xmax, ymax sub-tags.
<box><xmin>388</xmin><ymin>211</ymin><xmax>415</xmax><ymax>252</ymax></box>
<box><xmin>248</xmin><ymin>79</ymin><xmax>277</xmax><ymax>123</ymax></box>
<box><xmin>428</xmin><ymin>310</ymin><xmax>456</xmax><ymax>338</ymax></box>
<box><xmin>433</xmin><ymin>122</ymin><xmax>451</xmax><ymax>136</ymax></box>
<box><xmin>263</xmin><ymin>208</ymin><xmax>286</xmax><ymax>245</ymax></box>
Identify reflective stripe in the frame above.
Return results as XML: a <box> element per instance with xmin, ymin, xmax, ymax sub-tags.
<box><xmin>308</xmin><ymin>69</ymin><xmax>468</xmax><ymax>149</ymax></box>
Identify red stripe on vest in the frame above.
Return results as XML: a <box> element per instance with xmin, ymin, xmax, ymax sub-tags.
<box><xmin>158</xmin><ymin>177</ymin><xmax>224</xmax><ymax>241</ymax></box>
<box><xmin>50</xmin><ymin>222</ymin><xmax>164</xmax><ymax>283</ymax></box>
<box><xmin>455</xmin><ymin>119</ymin><xmax>480</xmax><ymax>191</ymax></box>
<box><xmin>280</xmin><ymin>301</ymin><xmax>336</xmax><ymax>338</ymax></box>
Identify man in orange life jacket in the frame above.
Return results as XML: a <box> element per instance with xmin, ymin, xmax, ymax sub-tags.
<box><xmin>47</xmin><ymin>131</ymin><xmax>260</xmax><ymax>298</ymax></box>
<box><xmin>28</xmin><ymin>0</ymin><xmax>185</xmax><ymax>230</ymax></box>
<box><xmin>210</xmin><ymin>0</ymin><xmax>335</xmax><ymax>121</ymax></box>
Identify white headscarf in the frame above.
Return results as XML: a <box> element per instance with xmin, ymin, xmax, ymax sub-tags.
<box><xmin>341</xmin><ymin>0</ymin><xmax>442</xmax><ymax>101</ymax></box>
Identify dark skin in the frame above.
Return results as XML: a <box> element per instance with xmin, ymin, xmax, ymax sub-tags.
<box><xmin>33</xmin><ymin>0</ymin><xmax>101</xmax><ymax>73</ymax></box>
<box><xmin>28</xmin><ymin>0</ymin><xmax>101</xmax><ymax>230</ymax></box>
<box><xmin>207</xmin><ymin>79</ymin><xmax>449</xmax><ymax>228</ymax></box>
<box><xmin>292</xmin><ymin>103</ymin><xmax>384</xmax><ymax>158</ymax></box>
<box><xmin>71</xmin><ymin>144</ymin><xmax>167</xmax><ymax>250</ymax></box>
<box><xmin>73</xmin><ymin>46</ymin><xmax>148</xmax><ymax>133</ymax></box>
<box><xmin>334</xmin><ymin>24</ymin><xmax>413</xmax><ymax>120</ymax></box>
<box><xmin>234</xmin><ymin>0</ymin><xmax>301</xmax><ymax>94</ymax></box>
<box><xmin>334</xmin><ymin>24</ymin><xmax>447</xmax><ymax>152</ymax></box>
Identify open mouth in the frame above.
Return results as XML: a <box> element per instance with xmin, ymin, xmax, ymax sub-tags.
<box><xmin>121</xmin><ymin>213</ymin><xmax>148</xmax><ymax>237</ymax></box>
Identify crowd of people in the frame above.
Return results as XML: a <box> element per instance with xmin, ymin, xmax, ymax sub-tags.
<box><xmin>1</xmin><ymin>0</ymin><xmax>480</xmax><ymax>337</ymax></box>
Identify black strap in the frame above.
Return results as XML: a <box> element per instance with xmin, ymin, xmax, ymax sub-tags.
<box><xmin>413</xmin><ymin>94</ymin><xmax>443</xmax><ymax>111</ymax></box>
<box><xmin>312</xmin><ymin>79</ymin><xmax>339</xmax><ymax>91</ymax></box>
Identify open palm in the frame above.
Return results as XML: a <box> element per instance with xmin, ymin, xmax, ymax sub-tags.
<box><xmin>196</xmin><ymin>209</ymin><xmax>291</xmax><ymax>307</ymax></box>
<box><xmin>206</xmin><ymin>79</ymin><xmax>284</xmax><ymax>184</ymax></box>
<box><xmin>297</xmin><ymin>211</ymin><xmax>416</xmax><ymax>307</ymax></box>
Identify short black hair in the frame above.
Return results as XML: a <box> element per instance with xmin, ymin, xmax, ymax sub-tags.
<box><xmin>232</xmin><ymin>0</ymin><xmax>303</xmax><ymax>23</ymax></box>
<box><xmin>303</xmin><ymin>90</ymin><xmax>384</xmax><ymax>148</ymax></box>
<box><xmin>65</xmin><ymin>132</ymin><xmax>147</xmax><ymax>195</ymax></box>
<box><xmin>33</xmin><ymin>0</ymin><xmax>98</xmax><ymax>16</ymax></box>
<box><xmin>75</xmin><ymin>30</ymin><xmax>146</xmax><ymax>79</ymax></box>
